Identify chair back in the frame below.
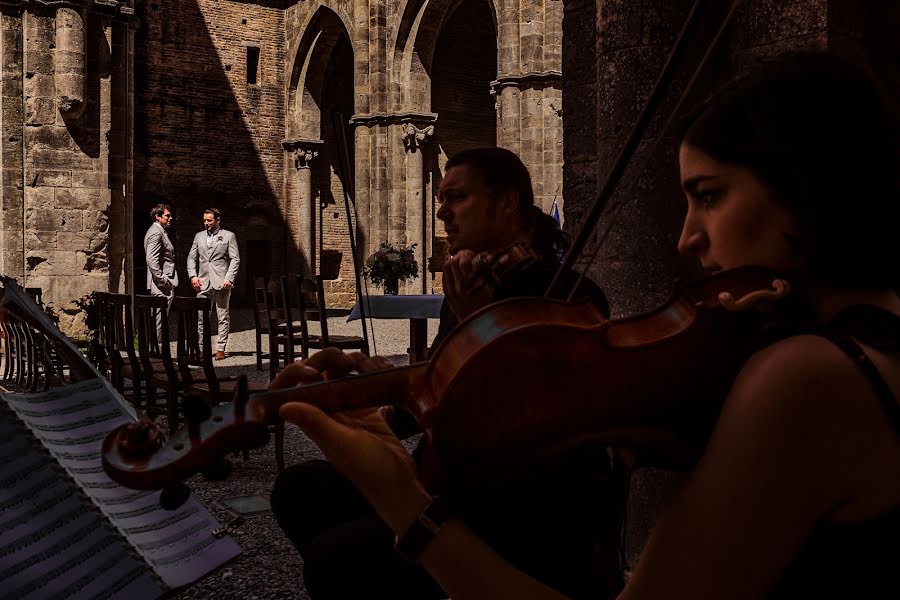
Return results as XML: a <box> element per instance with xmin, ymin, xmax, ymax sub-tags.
<box><xmin>97</xmin><ymin>292</ymin><xmax>141</xmax><ymax>387</ymax></box>
<box><xmin>280</xmin><ymin>274</ymin><xmax>314</xmax><ymax>357</ymax></box>
<box><xmin>298</xmin><ymin>275</ymin><xmax>330</xmax><ymax>343</ymax></box>
<box><xmin>170</xmin><ymin>295</ymin><xmax>218</xmax><ymax>393</ymax></box>
<box><xmin>253</xmin><ymin>277</ymin><xmax>270</xmax><ymax>335</ymax></box>
<box><xmin>133</xmin><ymin>295</ymin><xmax>177</xmax><ymax>382</ymax></box>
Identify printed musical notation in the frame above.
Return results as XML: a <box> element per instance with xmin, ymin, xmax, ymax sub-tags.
<box><xmin>0</xmin><ymin>378</ymin><xmax>241</xmax><ymax>598</ymax></box>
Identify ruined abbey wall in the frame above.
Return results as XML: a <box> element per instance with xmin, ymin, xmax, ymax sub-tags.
<box><xmin>0</xmin><ymin>0</ymin><xmax>896</xmax><ymax>327</ymax></box>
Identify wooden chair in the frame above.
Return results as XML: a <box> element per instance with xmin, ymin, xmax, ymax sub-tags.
<box><xmin>171</xmin><ymin>295</ymin><xmax>284</xmax><ymax>471</ymax></box>
<box><xmin>294</xmin><ymin>274</ymin><xmax>368</xmax><ymax>354</ymax></box>
<box><xmin>252</xmin><ymin>277</ymin><xmax>270</xmax><ymax>371</ymax></box>
<box><xmin>96</xmin><ymin>292</ymin><xmax>144</xmax><ymax>410</ymax></box>
<box><xmin>258</xmin><ymin>277</ymin><xmax>309</xmax><ymax>381</ymax></box>
<box><xmin>278</xmin><ymin>274</ymin><xmax>326</xmax><ymax>361</ymax></box>
<box><xmin>133</xmin><ymin>294</ymin><xmax>180</xmax><ymax>429</ymax></box>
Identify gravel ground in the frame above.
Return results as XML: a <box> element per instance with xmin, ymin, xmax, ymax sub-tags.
<box><xmin>168</xmin><ymin>308</ymin><xmax>440</xmax><ymax>600</ymax></box>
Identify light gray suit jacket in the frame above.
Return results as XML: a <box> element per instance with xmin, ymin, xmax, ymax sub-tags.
<box><xmin>187</xmin><ymin>228</ymin><xmax>240</xmax><ymax>291</ymax></box>
<box><xmin>144</xmin><ymin>222</ymin><xmax>178</xmax><ymax>294</ymax></box>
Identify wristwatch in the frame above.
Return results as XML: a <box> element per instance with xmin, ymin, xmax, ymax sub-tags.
<box><xmin>394</xmin><ymin>496</ymin><xmax>451</xmax><ymax>563</ymax></box>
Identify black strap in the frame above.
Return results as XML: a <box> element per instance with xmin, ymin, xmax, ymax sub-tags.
<box><xmin>823</xmin><ymin>330</ymin><xmax>900</xmax><ymax>439</ymax></box>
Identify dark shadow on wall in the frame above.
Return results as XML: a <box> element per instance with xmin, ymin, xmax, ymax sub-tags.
<box><xmin>431</xmin><ymin>0</ymin><xmax>497</xmax><ymax>159</ymax></box>
<box><xmin>133</xmin><ymin>0</ymin><xmax>299</xmax><ymax>310</ymax></box>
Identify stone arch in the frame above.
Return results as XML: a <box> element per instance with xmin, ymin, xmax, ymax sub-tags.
<box><xmin>287</xmin><ymin>5</ymin><xmax>355</xmax><ymax>138</ymax></box>
<box><xmin>391</xmin><ymin>0</ymin><xmax>498</xmax><ymax>112</ymax></box>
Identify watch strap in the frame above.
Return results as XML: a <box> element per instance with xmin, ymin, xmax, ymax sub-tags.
<box><xmin>394</xmin><ymin>496</ymin><xmax>451</xmax><ymax>563</ymax></box>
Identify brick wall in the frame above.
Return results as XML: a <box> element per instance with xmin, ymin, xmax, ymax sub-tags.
<box><xmin>135</xmin><ymin>0</ymin><xmax>287</xmax><ymax>305</ymax></box>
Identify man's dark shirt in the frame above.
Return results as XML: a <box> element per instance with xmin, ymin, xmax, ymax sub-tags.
<box><xmin>413</xmin><ymin>255</ymin><xmax>613</xmax><ymax>599</ymax></box>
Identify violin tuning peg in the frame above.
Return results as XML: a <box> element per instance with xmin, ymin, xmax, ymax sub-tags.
<box><xmin>182</xmin><ymin>394</ymin><xmax>211</xmax><ymax>441</ymax></box>
<box><xmin>201</xmin><ymin>456</ymin><xmax>233</xmax><ymax>482</ymax></box>
<box><xmin>159</xmin><ymin>482</ymin><xmax>191</xmax><ymax>511</ymax></box>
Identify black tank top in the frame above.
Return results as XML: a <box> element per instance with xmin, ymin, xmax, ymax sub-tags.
<box><xmin>770</xmin><ymin>305</ymin><xmax>900</xmax><ymax>599</ymax></box>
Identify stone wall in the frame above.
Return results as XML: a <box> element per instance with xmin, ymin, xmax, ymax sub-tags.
<box><xmin>0</xmin><ymin>0</ymin><xmax>135</xmax><ymax>337</ymax></box>
<box><xmin>134</xmin><ymin>0</ymin><xmax>287</xmax><ymax>305</ymax></box>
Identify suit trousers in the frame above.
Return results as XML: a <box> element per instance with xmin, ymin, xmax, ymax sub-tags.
<box><xmin>151</xmin><ymin>286</ymin><xmax>175</xmax><ymax>342</ymax></box>
<box><xmin>198</xmin><ymin>287</ymin><xmax>231</xmax><ymax>352</ymax></box>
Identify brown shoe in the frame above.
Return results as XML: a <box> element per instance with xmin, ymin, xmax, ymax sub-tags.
<box><xmin>214</xmin><ymin>351</ymin><xmax>226</xmax><ymax>361</ymax></box>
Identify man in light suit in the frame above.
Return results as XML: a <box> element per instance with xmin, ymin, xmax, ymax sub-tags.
<box><xmin>187</xmin><ymin>208</ymin><xmax>240</xmax><ymax>360</ymax></box>
<box><xmin>143</xmin><ymin>203</ymin><xmax>178</xmax><ymax>339</ymax></box>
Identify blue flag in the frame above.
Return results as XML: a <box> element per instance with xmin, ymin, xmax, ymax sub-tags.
<box><xmin>550</xmin><ymin>198</ymin><xmax>563</xmax><ymax>262</ymax></box>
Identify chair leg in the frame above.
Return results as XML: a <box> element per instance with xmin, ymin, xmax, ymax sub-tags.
<box><xmin>275</xmin><ymin>418</ymin><xmax>285</xmax><ymax>472</ymax></box>
<box><xmin>255</xmin><ymin>330</ymin><xmax>263</xmax><ymax>371</ymax></box>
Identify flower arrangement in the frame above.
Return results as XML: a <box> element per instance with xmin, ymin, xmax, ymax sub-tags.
<box><xmin>364</xmin><ymin>242</ymin><xmax>419</xmax><ymax>294</ymax></box>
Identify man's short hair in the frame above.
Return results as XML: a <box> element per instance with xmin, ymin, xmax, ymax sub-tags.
<box><xmin>150</xmin><ymin>203</ymin><xmax>171</xmax><ymax>220</ymax></box>
<box><xmin>204</xmin><ymin>208</ymin><xmax>222</xmax><ymax>221</ymax></box>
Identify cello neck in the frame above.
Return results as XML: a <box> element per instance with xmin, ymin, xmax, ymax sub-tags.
<box><xmin>247</xmin><ymin>363</ymin><xmax>427</xmax><ymax>423</ymax></box>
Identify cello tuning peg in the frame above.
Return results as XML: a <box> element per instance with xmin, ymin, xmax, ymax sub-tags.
<box><xmin>159</xmin><ymin>482</ymin><xmax>191</xmax><ymax>511</ymax></box>
<box><xmin>201</xmin><ymin>455</ymin><xmax>233</xmax><ymax>481</ymax></box>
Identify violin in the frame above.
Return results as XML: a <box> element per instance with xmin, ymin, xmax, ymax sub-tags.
<box><xmin>101</xmin><ymin>266</ymin><xmax>790</xmax><ymax>492</ymax></box>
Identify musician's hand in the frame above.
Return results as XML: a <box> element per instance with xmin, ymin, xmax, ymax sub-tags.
<box><xmin>443</xmin><ymin>250</ymin><xmax>496</xmax><ymax>320</ymax></box>
<box><xmin>274</xmin><ymin>348</ymin><xmax>425</xmax><ymax>530</ymax></box>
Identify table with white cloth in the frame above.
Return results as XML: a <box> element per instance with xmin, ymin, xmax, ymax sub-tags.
<box><xmin>347</xmin><ymin>294</ymin><xmax>444</xmax><ymax>362</ymax></box>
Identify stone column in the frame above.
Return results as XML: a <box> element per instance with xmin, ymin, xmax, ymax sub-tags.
<box><xmin>283</xmin><ymin>139</ymin><xmax>323</xmax><ymax>274</ymax></box>
<box><xmin>492</xmin><ymin>71</ymin><xmax>563</xmax><ymax>212</ymax></box>
<box><xmin>401</xmin><ymin>118</ymin><xmax>434</xmax><ymax>294</ymax></box>
<box><xmin>0</xmin><ymin>5</ymin><xmax>24</xmax><ymax>281</ymax></box>
<box><xmin>54</xmin><ymin>4</ymin><xmax>86</xmax><ymax>118</ymax></box>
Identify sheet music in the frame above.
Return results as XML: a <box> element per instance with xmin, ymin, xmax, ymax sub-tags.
<box><xmin>0</xmin><ymin>405</ymin><xmax>164</xmax><ymax>599</ymax></box>
<box><xmin>1</xmin><ymin>379</ymin><xmax>241</xmax><ymax>591</ymax></box>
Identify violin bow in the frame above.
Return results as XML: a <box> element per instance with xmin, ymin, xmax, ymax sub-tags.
<box><xmin>332</xmin><ymin>111</ymin><xmax>374</xmax><ymax>354</ymax></box>
<box><xmin>545</xmin><ymin>0</ymin><xmax>744</xmax><ymax>302</ymax></box>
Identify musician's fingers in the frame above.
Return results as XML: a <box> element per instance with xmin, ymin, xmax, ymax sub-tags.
<box><xmin>280</xmin><ymin>402</ymin><xmax>346</xmax><ymax>447</ymax></box>
<box><xmin>456</xmin><ymin>249</ymin><xmax>477</xmax><ymax>278</ymax></box>
<box><xmin>447</xmin><ymin>254</ymin><xmax>465</xmax><ymax>293</ymax></box>
<box><xmin>268</xmin><ymin>363</ymin><xmax>321</xmax><ymax>390</ymax></box>
<box><xmin>346</xmin><ymin>352</ymin><xmax>391</xmax><ymax>373</ymax></box>
<box><xmin>303</xmin><ymin>347</ymin><xmax>360</xmax><ymax>378</ymax></box>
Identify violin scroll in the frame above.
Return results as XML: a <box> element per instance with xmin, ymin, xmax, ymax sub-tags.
<box><xmin>102</xmin><ymin>375</ymin><xmax>271</xmax><ymax>492</ymax></box>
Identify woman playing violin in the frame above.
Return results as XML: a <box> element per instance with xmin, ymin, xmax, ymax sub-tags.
<box><xmin>277</xmin><ymin>51</ymin><xmax>900</xmax><ymax>599</ymax></box>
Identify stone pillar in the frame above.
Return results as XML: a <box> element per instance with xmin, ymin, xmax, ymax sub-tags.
<box><xmin>109</xmin><ymin>12</ymin><xmax>138</xmax><ymax>294</ymax></box>
<box><xmin>283</xmin><ymin>139</ymin><xmax>323</xmax><ymax>274</ymax></box>
<box><xmin>54</xmin><ymin>5</ymin><xmax>86</xmax><ymax>117</ymax></box>
<box><xmin>492</xmin><ymin>72</ymin><xmax>563</xmax><ymax>212</ymax></box>
<box><xmin>401</xmin><ymin>118</ymin><xmax>434</xmax><ymax>294</ymax></box>
<box><xmin>0</xmin><ymin>5</ymin><xmax>24</xmax><ymax>281</ymax></box>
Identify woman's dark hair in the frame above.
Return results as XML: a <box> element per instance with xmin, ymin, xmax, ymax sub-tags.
<box><xmin>445</xmin><ymin>147</ymin><xmax>566</xmax><ymax>260</ymax></box>
<box><xmin>679</xmin><ymin>51</ymin><xmax>900</xmax><ymax>289</ymax></box>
